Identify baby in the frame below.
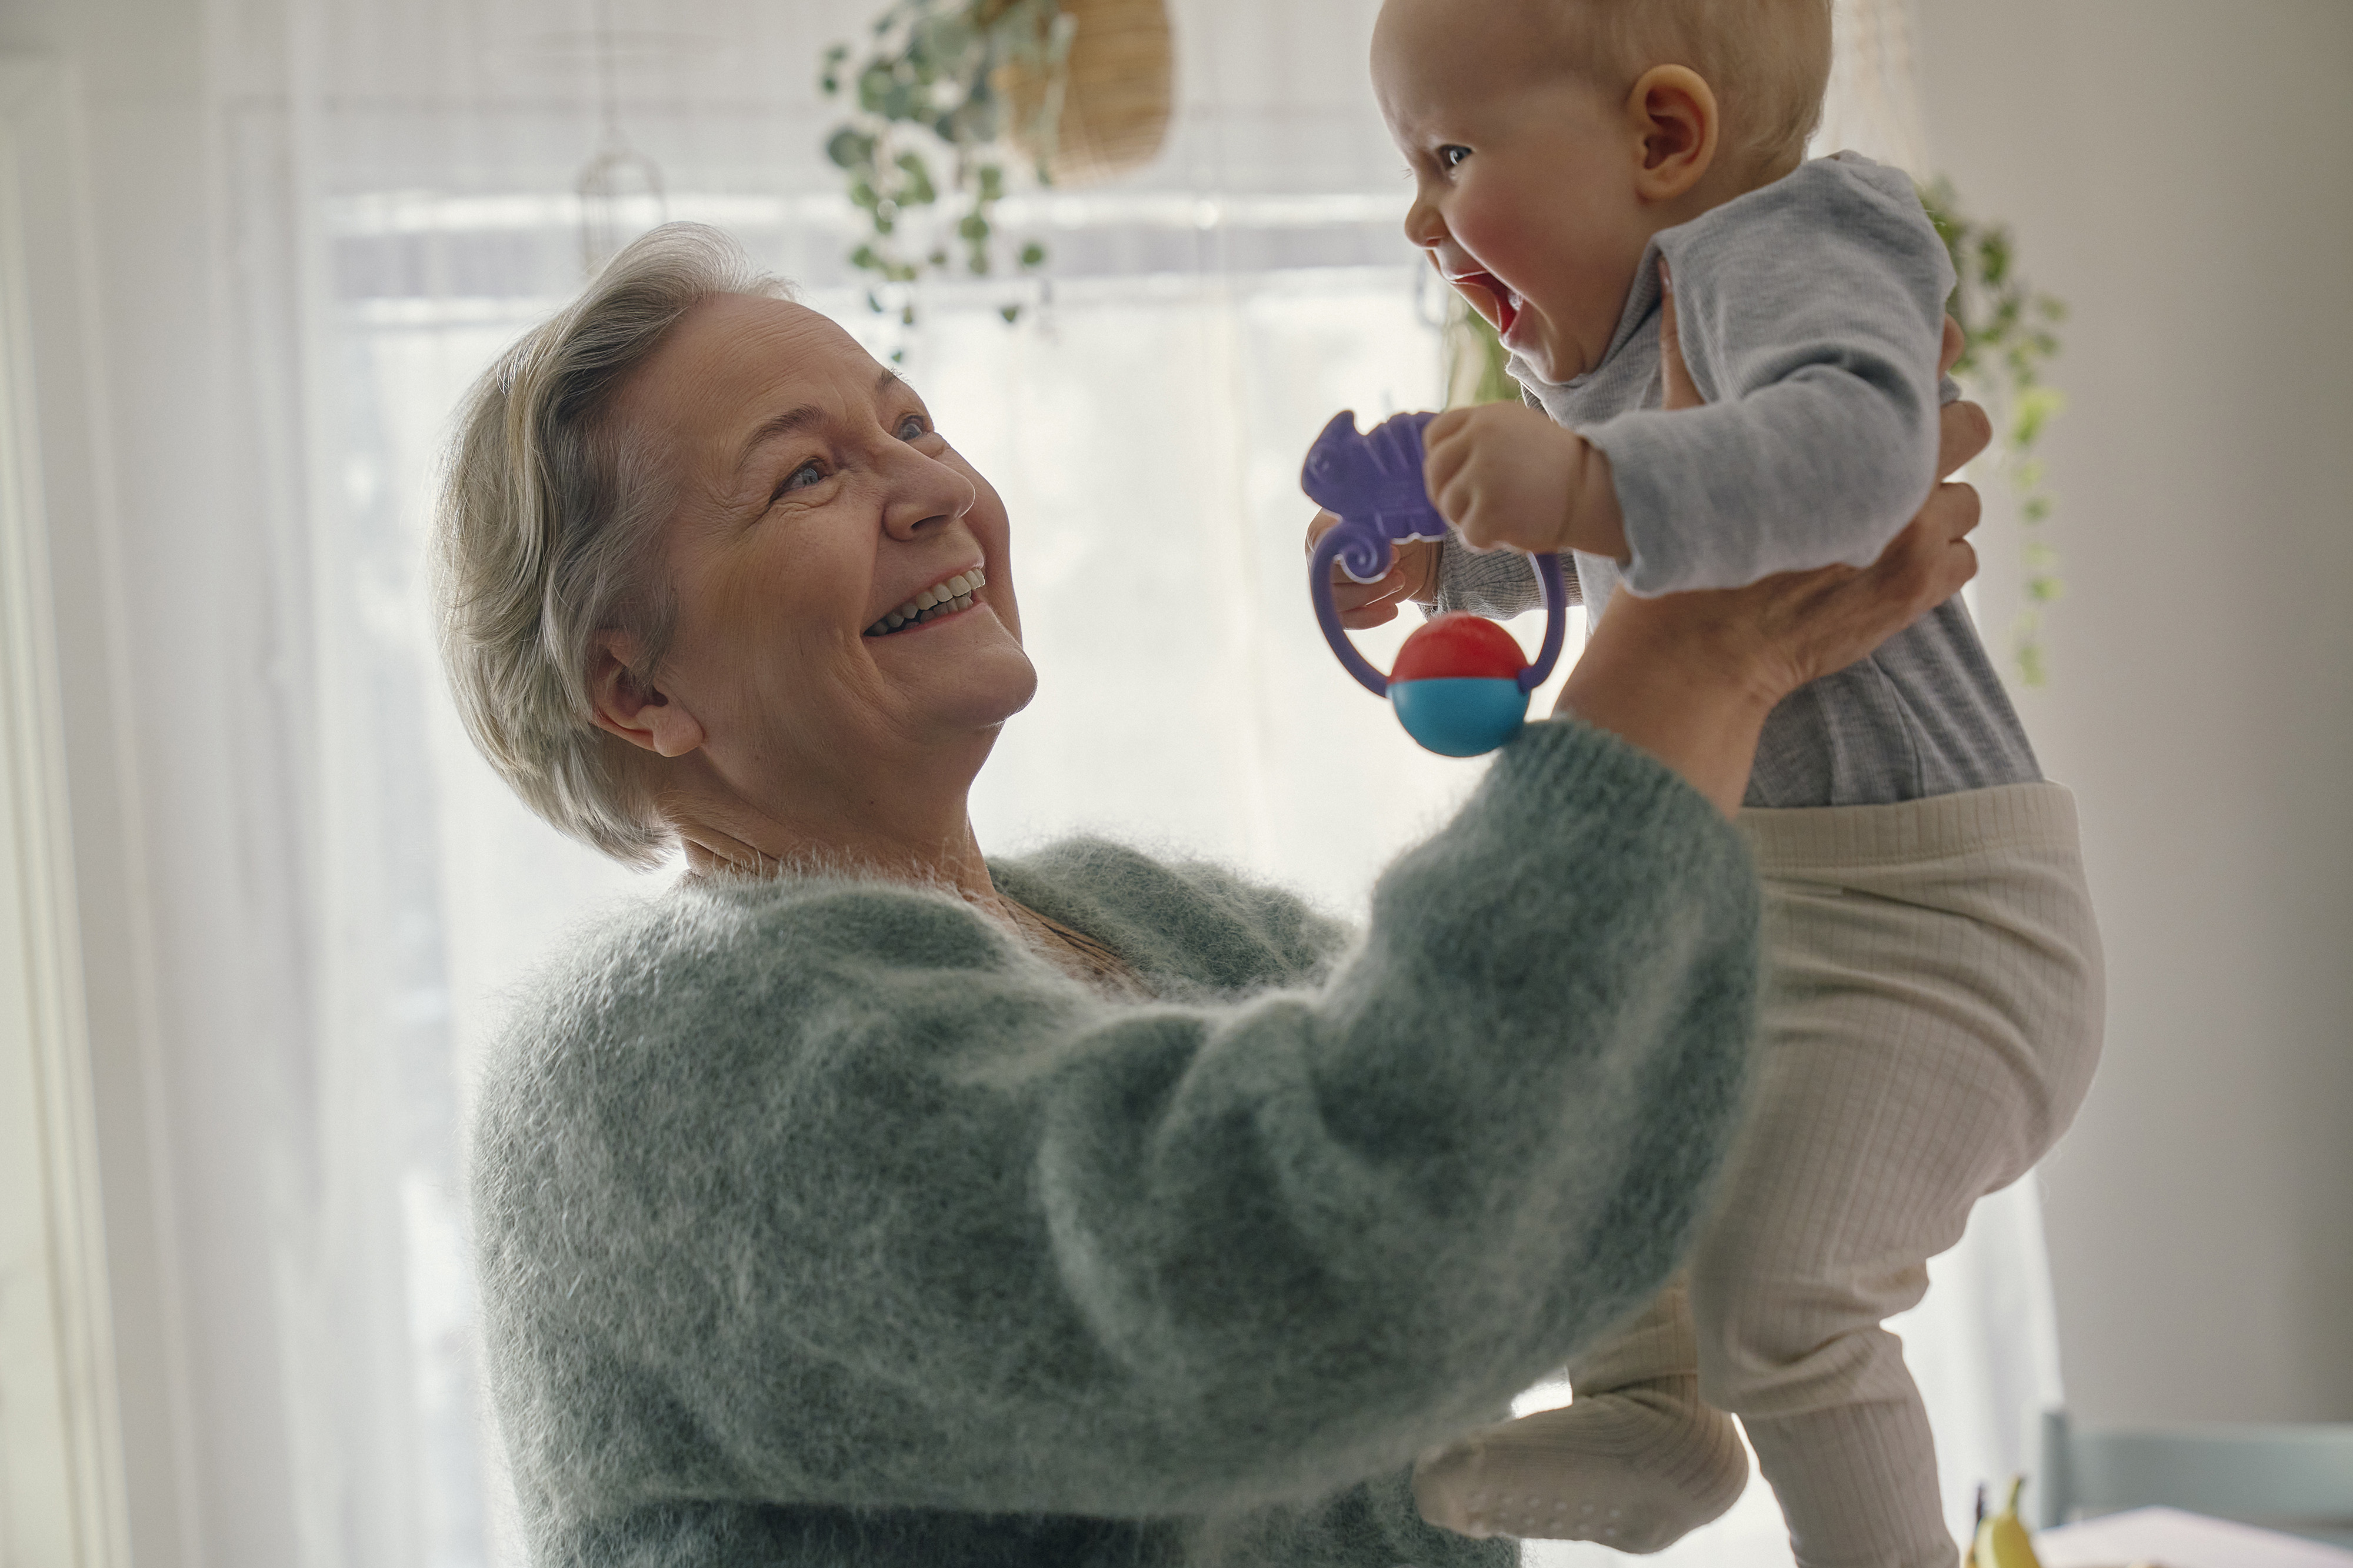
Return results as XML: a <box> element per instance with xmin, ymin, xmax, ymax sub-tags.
<box><xmin>1348</xmin><ymin>1</ymin><xmax>2109</xmax><ymax>1565</ymax></box>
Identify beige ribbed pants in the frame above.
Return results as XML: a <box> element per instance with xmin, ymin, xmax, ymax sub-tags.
<box><xmin>1599</xmin><ymin>783</ymin><xmax>2105</xmax><ymax>1567</ymax></box>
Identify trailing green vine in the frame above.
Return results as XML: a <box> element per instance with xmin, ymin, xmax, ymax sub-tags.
<box><xmin>819</xmin><ymin>0</ymin><xmax>1065</xmax><ymax>343</ymax></box>
<box><xmin>1920</xmin><ymin>178</ymin><xmax>2069</xmax><ymax>688</ymax></box>
<box><xmin>1441</xmin><ymin>292</ymin><xmax>1519</xmax><ymax>409</ymax></box>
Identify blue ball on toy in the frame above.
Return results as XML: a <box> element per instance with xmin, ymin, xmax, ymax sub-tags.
<box><xmin>1387</xmin><ymin>615</ymin><xmax>1531</xmax><ymax>758</ymax></box>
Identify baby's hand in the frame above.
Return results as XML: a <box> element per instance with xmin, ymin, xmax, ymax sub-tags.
<box><xmin>1422</xmin><ymin>402</ymin><xmax>1625</xmax><ymax>559</ymax></box>
<box><xmin>1303</xmin><ymin>510</ymin><xmax>1439</xmax><ymax>628</ymax></box>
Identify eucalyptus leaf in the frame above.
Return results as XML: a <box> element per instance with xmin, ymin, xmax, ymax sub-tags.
<box><xmin>826</xmin><ymin>128</ymin><xmax>876</xmax><ymax>169</ymax></box>
<box><xmin>895</xmin><ymin>151</ymin><xmax>937</xmax><ymax>205</ymax></box>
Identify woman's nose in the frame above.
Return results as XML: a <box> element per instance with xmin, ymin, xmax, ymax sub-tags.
<box><xmin>879</xmin><ymin>442</ymin><xmax>978</xmax><ymax>542</ymax></box>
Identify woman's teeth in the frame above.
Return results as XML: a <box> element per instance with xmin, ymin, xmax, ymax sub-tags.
<box><xmin>864</xmin><ymin>567</ymin><xmax>986</xmax><ymax>637</ymax></box>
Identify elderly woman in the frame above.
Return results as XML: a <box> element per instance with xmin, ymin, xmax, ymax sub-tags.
<box><xmin>440</xmin><ymin>223</ymin><xmax>1986</xmax><ymax>1568</ymax></box>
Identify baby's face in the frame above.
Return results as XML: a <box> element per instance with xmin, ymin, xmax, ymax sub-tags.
<box><xmin>1372</xmin><ymin>0</ymin><xmax>1654</xmax><ymax>385</ymax></box>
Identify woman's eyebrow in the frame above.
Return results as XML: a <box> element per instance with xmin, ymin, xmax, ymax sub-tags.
<box><xmin>734</xmin><ymin>371</ymin><xmax>920</xmax><ymax>473</ymax></box>
<box><xmin>735</xmin><ymin>404</ymin><xmax>824</xmax><ymax>472</ymax></box>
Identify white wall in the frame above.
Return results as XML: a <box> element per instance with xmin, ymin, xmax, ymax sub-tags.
<box><xmin>1914</xmin><ymin>0</ymin><xmax>2353</xmax><ymax>1425</ymax></box>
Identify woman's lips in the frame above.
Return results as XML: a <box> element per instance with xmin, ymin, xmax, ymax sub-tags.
<box><xmin>1448</xmin><ymin>271</ymin><xmax>1520</xmax><ymax>337</ymax></box>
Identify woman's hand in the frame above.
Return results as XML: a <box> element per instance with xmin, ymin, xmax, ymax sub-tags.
<box><xmin>1302</xmin><ymin>511</ymin><xmax>1440</xmax><ymax>629</ymax></box>
<box><xmin>1558</xmin><ymin>273</ymin><xmax>1991</xmax><ymax>814</ymax></box>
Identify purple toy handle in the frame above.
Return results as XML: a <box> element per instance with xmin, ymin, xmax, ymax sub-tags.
<box><xmin>1302</xmin><ymin>409</ymin><xmax>1570</xmax><ymax>699</ymax></box>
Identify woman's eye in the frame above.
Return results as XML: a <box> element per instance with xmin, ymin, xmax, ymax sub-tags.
<box><xmin>896</xmin><ymin>413</ymin><xmax>929</xmax><ymax>441</ymax></box>
<box><xmin>1439</xmin><ymin>145</ymin><xmax>1471</xmax><ymax>171</ymax></box>
<box><xmin>779</xmin><ymin>461</ymin><xmax>826</xmax><ymax>495</ymax></box>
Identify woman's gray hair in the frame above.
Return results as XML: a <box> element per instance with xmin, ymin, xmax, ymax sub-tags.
<box><xmin>432</xmin><ymin>223</ymin><xmax>793</xmax><ymax>867</ymax></box>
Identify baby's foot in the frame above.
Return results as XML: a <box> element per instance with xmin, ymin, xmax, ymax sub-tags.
<box><xmin>1411</xmin><ymin>1379</ymin><xmax>1747</xmax><ymax>1550</ymax></box>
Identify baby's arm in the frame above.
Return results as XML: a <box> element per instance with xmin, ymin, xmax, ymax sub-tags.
<box><xmin>1423</xmin><ymin>401</ymin><xmax>1628</xmax><ymax>560</ymax></box>
<box><xmin>1591</xmin><ymin>158</ymin><xmax>1956</xmax><ymax>593</ymax></box>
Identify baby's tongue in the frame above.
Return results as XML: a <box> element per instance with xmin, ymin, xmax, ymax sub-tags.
<box><xmin>1455</xmin><ymin>273</ymin><xmax>1517</xmax><ymax>335</ymax></box>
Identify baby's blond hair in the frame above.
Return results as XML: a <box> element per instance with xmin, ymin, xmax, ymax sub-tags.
<box><xmin>1548</xmin><ymin>0</ymin><xmax>1832</xmax><ymax>179</ymax></box>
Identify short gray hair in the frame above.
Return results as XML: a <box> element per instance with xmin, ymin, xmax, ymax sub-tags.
<box><xmin>431</xmin><ymin>223</ymin><xmax>793</xmax><ymax>867</ymax></box>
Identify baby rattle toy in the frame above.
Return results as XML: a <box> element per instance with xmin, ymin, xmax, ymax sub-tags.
<box><xmin>1302</xmin><ymin>409</ymin><xmax>1570</xmax><ymax>756</ymax></box>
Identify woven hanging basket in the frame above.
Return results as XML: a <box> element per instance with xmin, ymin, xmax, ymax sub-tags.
<box><xmin>999</xmin><ymin>0</ymin><xmax>1174</xmax><ymax>187</ymax></box>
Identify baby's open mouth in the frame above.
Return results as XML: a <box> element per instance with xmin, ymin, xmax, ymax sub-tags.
<box><xmin>864</xmin><ymin>566</ymin><xmax>986</xmax><ymax>638</ymax></box>
<box><xmin>1448</xmin><ymin>271</ymin><xmax>1520</xmax><ymax>336</ymax></box>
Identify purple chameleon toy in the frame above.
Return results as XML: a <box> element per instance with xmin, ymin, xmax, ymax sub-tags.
<box><xmin>1301</xmin><ymin>409</ymin><xmax>1571</xmax><ymax>756</ymax></box>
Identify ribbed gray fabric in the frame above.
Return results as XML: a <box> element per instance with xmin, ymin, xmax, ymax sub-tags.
<box><xmin>1430</xmin><ymin>535</ymin><xmax>1582</xmax><ymax>619</ymax></box>
<box><xmin>1694</xmin><ymin>783</ymin><xmax>2104</xmax><ymax>1568</ymax></box>
<box><xmin>1432</xmin><ymin>153</ymin><xmax>2041</xmax><ymax>810</ymax></box>
<box><xmin>1406</xmin><ymin>783</ymin><xmax>2104</xmax><ymax>1566</ymax></box>
<box><xmin>471</xmin><ymin>720</ymin><xmax>1765</xmax><ymax>1567</ymax></box>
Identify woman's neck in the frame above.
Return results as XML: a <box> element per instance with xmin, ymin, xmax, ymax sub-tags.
<box><xmin>668</xmin><ymin>748</ymin><xmax>1008</xmax><ymax>915</ymax></box>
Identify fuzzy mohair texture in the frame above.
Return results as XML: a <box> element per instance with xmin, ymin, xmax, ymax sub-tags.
<box><xmin>471</xmin><ymin>719</ymin><xmax>1761</xmax><ymax>1567</ymax></box>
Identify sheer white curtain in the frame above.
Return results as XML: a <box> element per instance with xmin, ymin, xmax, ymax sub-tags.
<box><xmin>204</xmin><ymin>0</ymin><xmax>2059</xmax><ymax>1560</ymax></box>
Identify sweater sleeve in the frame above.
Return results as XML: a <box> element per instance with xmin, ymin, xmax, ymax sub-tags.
<box><xmin>1589</xmin><ymin>156</ymin><xmax>1955</xmax><ymax>595</ymax></box>
<box><xmin>475</xmin><ymin>720</ymin><xmax>1758</xmax><ymax>1537</ymax></box>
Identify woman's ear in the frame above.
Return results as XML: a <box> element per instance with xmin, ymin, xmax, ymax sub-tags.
<box><xmin>589</xmin><ymin>632</ymin><xmax>706</xmax><ymax>758</ymax></box>
<box><xmin>1625</xmin><ymin>65</ymin><xmax>1720</xmax><ymax>203</ymax></box>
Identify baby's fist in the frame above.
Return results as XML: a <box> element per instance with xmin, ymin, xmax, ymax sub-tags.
<box><xmin>1422</xmin><ymin>403</ymin><xmax>1620</xmax><ymax>559</ymax></box>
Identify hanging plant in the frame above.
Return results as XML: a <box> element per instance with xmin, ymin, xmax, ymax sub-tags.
<box><xmin>1919</xmin><ymin>178</ymin><xmax>2070</xmax><ymax>688</ymax></box>
<box><xmin>818</xmin><ymin>0</ymin><xmax>1175</xmax><ymax>340</ymax></box>
<box><xmin>819</xmin><ymin>0</ymin><xmax>1066</xmax><ymax>336</ymax></box>
<box><xmin>1001</xmin><ymin>0</ymin><xmax>1174</xmax><ymax>188</ymax></box>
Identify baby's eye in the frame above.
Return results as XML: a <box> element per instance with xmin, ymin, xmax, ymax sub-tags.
<box><xmin>896</xmin><ymin>413</ymin><xmax>930</xmax><ymax>441</ymax></box>
<box><xmin>1438</xmin><ymin>145</ymin><xmax>1472</xmax><ymax>171</ymax></box>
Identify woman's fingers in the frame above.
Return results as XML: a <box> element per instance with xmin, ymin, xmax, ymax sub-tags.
<box><xmin>1932</xmin><ymin>316</ymin><xmax>1989</xmax><ymax>478</ymax></box>
<box><xmin>1936</xmin><ymin>398</ymin><xmax>1994</xmax><ymax>481</ymax></box>
<box><xmin>1869</xmin><ymin>481</ymin><xmax>1981</xmax><ymax>624</ymax></box>
<box><xmin>1657</xmin><ymin>261</ymin><xmax>1703</xmax><ymax>412</ymax></box>
<box><xmin>1304</xmin><ymin>509</ymin><xmax>1424</xmax><ymax>628</ymax></box>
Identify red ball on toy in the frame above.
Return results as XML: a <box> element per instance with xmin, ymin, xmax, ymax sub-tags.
<box><xmin>1391</xmin><ymin>614</ymin><xmax>1528</xmax><ymax>683</ymax></box>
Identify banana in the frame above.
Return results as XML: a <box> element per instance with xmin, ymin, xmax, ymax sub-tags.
<box><xmin>1968</xmin><ymin>1476</ymin><xmax>2044</xmax><ymax>1568</ymax></box>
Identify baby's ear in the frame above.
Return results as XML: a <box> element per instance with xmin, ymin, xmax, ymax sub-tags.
<box><xmin>1626</xmin><ymin>65</ymin><xmax>1720</xmax><ymax>201</ymax></box>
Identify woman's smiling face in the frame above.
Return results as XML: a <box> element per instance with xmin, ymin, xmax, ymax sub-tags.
<box><xmin>602</xmin><ymin>292</ymin><xmax>1036</xmax><ymax>823</ymax></box>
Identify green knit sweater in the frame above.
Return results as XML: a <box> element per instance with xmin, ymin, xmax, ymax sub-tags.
<box><xmin>472</xmin><ymin>720</ymin><xmax>1760</xmax><ymax>1566</ymax></box>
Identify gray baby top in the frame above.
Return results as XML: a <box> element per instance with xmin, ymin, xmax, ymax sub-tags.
<box><xmin>1435</xmin><ymin>152</ymin><xmax>2039</xmax><ymax>808</ymax></box>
